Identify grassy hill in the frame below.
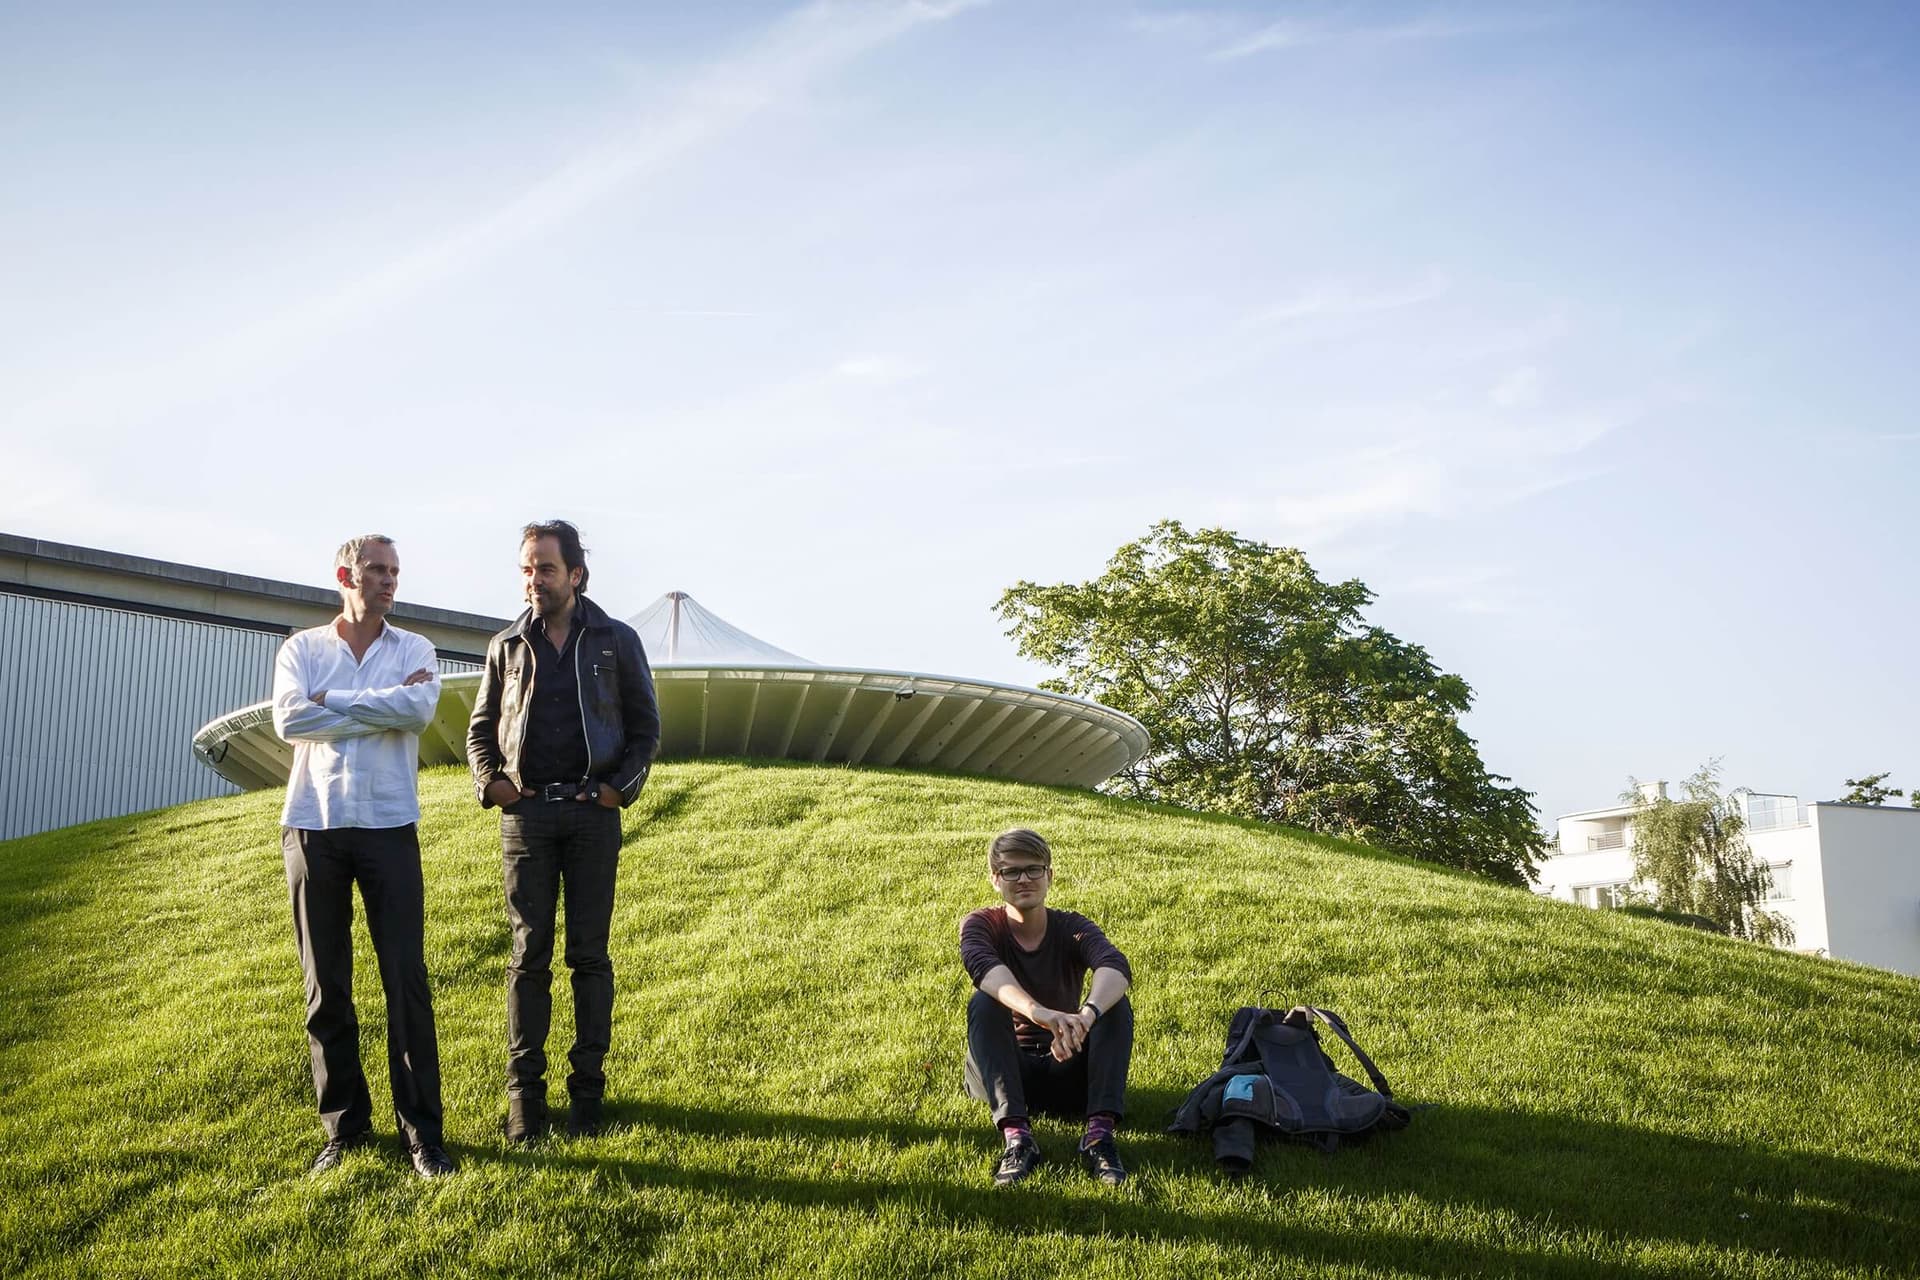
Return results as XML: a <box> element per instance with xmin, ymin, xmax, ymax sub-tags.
<box><xmin>2</xmin><ymin>762</ymin><xmax>1916</xmax><ymax>1279</ymax></box>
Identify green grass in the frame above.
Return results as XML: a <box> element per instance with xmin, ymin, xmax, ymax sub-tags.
<box><xmin>2</xmin><ymin>761</ymin><xmax>1916</xmax><ymax>1279</ymax></box>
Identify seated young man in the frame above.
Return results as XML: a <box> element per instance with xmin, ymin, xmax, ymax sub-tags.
<box><xmin>959</xmin><ymin>828</ymin><xmax>1133</xmax><ymax>1187</ymax></box>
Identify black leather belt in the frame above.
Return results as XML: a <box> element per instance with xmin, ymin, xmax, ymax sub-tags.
<box><xmin>537</xmin><ymin>781</ymin><xmax>582</xmax><ymax>803</ymax></box>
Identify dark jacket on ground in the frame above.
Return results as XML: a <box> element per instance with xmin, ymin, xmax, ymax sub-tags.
<box><xmin>466</xmin><ymin>593</ymin><xmax>660</xmax><ymax>807</ymax></box>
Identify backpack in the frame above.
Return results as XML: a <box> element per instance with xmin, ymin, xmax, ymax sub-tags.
<box><xmin>1168</xmin><ymin>1005</ymin><xmax>1411</xmax><ymax>1174</ymax></box>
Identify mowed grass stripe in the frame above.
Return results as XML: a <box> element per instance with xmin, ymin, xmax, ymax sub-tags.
<box><xmin>1</xmin><ymin>761</ymin><xmax>1915</xmax><ymax>1279</ymax></box>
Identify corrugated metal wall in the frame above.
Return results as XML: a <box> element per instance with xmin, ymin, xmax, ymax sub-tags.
<box><xmin>0</xmin><ymin>592</ymin><xmax>478</xmax><ymax>842</ymax></box>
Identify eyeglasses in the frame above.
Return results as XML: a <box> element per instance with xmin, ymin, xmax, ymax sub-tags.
<box><xmin>994</xmin><ymin>864</ymin><xmax>1051</xmax><ymax>882</ymax></box>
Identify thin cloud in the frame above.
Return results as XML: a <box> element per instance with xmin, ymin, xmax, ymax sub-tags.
<box><xmin>1394</xmin><ymin>566</ymin><xmax>1525</xmax><ymax>617</ymax></box>
<box><xmin>1247</xmin><ymin>273</ymin><xmax>1452</xmax><ymax>327</ymax></box>
<box><xmin>1490</xmin><ymin>366</ymin><xmax>1544</xmax><ymax>409</ymax></box>
<box><xmin>1223</xmin><ymin>401</ymin><xmax>1639</xmax><ymax>546</ymax></box>
<box><xmin>16</xmin><ymin>0</ymin><xmax>974</xmax><ymax>433</ymax></box>
<box><xmin>1213</xmin><ymin>12</ymin><xmax>1556</xmax><ymax>61</ymax></box>
<box><xmin>1273</xmin><ymin>466</ymin><xmax>1438</xmax><ymax>531</ymax></box>
<box><xmin>835</xmin><ymin>355</ymin><xmax>929</xmax><ymax>383</ymax></box>
<box><xmin>1213</xmin><ymin>18</ymin><xmax>1320</xmax><ymax>59</ymax></box>
<box><xmin>1122</xmin><ymin>10</ymin><xmax>1241</xmax><ymax>41</ymax></box>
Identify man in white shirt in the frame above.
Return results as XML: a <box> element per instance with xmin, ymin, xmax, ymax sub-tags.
<box><xmin>272</xmin><ymin>534</ymin><xmax>455</xmax><ymax>1179</ymax></box>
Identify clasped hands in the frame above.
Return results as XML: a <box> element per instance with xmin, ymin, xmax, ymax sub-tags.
<box><xmin>1032</xmin><ymin>1005</ymin><xmax>1097</xmax><ymax>1062</ymax></box>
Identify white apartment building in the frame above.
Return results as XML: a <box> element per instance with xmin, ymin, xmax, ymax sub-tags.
<box><xmin>1536</xmin><ymin>781</ymin><xmax>1920</xmax><ymax>978</ymax></box>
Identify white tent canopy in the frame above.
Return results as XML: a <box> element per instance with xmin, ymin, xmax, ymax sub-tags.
<box><xmin>627</xmin><ymin>592</ymin><xmax>812</xmax><ymax>666</ymax></box>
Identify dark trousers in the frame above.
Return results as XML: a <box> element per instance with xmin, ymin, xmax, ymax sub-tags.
<box><xmin>281</xmin><ymin>824</ymin><xmax>444</xmax><ymax>1148</ymax></box>
<box><xmin>500</xmin><ymin>801</ymin><xmax>622</xmax><ymax>1101</ymax></box>
<box><xmin>964</xmin><ymin>990</ymin><xmax>1133</xmax><ymax>1126</ymax></box>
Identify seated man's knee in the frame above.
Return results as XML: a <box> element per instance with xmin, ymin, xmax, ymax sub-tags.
<box><xmin>967</xmin><ymin>990</ymin><xmax>1010</xmax><ymax>1027</ymax></box>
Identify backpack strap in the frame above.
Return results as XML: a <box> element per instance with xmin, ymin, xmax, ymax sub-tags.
<box><xmin>1220</xmin><ymin>1006</ymin><xmax>1270</xmax><ymax>1068</ymax></box>
<box><xmin>1295</xmin><ymin>1007</ymin><xmax>1395</xmax><ymax>1101</ymax></box>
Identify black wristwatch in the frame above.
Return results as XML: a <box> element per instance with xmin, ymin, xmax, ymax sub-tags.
<box><xmin>1079</xmin><ymin>1001</ymin><xmax>1102</xmax><ymax>1022</ymax></box>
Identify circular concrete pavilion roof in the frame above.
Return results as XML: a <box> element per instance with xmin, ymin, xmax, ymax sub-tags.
<box><xmin>192</xmin><ymin>593</ymin><xmax>1148</xmax><ymax>793</ymax></box>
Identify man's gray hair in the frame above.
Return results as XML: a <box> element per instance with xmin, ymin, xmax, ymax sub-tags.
<box><xmin>334</xmin><ymin>534</ymin><xmax>396</xmax><ymax>587</ymax></box>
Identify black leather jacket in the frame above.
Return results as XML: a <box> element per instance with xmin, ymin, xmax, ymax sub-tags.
<box><xmin>467</xmin><ymin>593</ymin><xmax>661</xmax><ymax>807</ymax></box>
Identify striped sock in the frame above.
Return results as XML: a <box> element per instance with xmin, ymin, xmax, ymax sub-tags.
<box><xmin>1000</xmin><ymin>1118</ymin><xmax>1032</xmax><ymax>1145</ymax></box>
<box><xmin>1081</xmin><ymin>1112</ymin><xmax>1116</xmax><ymax>1148</ymax></box>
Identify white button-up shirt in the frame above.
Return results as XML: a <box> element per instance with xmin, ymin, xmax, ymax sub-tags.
<box><xmin>272</xmin><ymin>620</ymin><xmax>440</xmax><ymax>830</ymax></box>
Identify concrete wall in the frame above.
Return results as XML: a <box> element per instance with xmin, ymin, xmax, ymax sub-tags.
<box><xmin>1535</xmin><ymin>845</ymin><xmax>1635</xmax><ymax>903</ymax></box>
<box><xmin>0</xmin><ymin>533</ymin><xmax>506</xmax><ymax>842</ymax></box>
<box><xmin>0</xmin><ymin>593</ymin><xmax>274</xmax><ymax>840</ymax></box>
<box><xmin>1805</xmin><ymin>803</ymin><xmax>1920</xmax><ymax>974</ymax></box>
<box><xmin>1747</xmin><ymin>823</ymin><xmax>1827</xmax><ymax>959</ymax></box>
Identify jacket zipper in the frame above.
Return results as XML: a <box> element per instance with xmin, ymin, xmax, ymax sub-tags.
<box><xmin>575</xmin><ymin>626</ymin><xmax>592</xmax><ymax>782</ymax></box>
<box><xmin>512</xmin><ymin>642</ymin><xmax>533</xmax><ymax>773</ymax></box>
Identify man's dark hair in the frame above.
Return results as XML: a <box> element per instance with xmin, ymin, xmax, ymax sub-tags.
<box><xmin>988</xmin><ymin>828</ymin><xmax>1052</xmax><ymax>871</ymax></box>
<box><xmin>522</xmin><ymin>520</ymin><xmax>589</xmax><ymax>594</ymax></box>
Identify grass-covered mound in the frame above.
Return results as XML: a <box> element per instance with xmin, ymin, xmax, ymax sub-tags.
<box><xmin>1</xmin><ymin>762</ymin><xmax>1915</xmax><ymax>1279</ymax></box>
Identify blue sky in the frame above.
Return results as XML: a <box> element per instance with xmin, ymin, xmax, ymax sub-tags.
<box><xmin>3</xmin><ymin>1</ymin><xmax>1916</xmax><ymax>826</ymax></box>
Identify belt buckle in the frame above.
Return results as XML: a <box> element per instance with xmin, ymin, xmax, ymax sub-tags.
<box><xmin>539</xmin><ymin>782</ymin><xmax>576</xmax><ymax>803</ymax></box>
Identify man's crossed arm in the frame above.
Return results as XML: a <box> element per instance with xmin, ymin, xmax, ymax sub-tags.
<box><xmin>273</xmin><ymin>642</ymin><xmax>439</xmax><ymax>743</ymax></box>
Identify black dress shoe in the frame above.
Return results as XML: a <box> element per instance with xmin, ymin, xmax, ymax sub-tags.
<box><xmin>309</xmin><ymin>1130</ymin><xmax>372</xmax><ymax>1174</ymax></box>
<box><xmin>409</xmin><ymin>1143</ymin><xmax>458</xmax><ymax>1179</ymax></box>
<box><xmin>566</xmin><ymin>1097</ymin><xmax>603</xmax><ymax>1138</ymax></box>
<box><xmin>505</xmin><ymin>1096</ymin><xmax>547</xmax><ymax>1145</ymax></box>
<box><xmin>1078</xmin><ymin>1135</ymin><xmax>1128</xmax><ymax>1186</ymax></box>
<box><xmin>993</xmin><ymin>1135</ymin><xmax>1042</xmax><ymax>1187</ymax></box>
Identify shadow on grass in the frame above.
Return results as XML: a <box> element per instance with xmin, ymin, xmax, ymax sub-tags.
<box><xmin>628</xmin><ymin>773</ymin><xmax>711</xmax><ymax>830</ymax></box>
<box><xmin>0</xmin><ymin>1148</ymin><xmax>199</xmax><ymax>1274</ymax></box>
<box><xmin>542</xmin><ymin>1095</ymin><xmax>1920</xmax><ymax>1279</ymax></box>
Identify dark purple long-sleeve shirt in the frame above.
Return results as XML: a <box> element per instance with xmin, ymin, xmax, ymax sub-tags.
<box><xmin>960</xmin><ymin>906</ymin><xmax>1131</xmax><ymax>1052</ymax></box>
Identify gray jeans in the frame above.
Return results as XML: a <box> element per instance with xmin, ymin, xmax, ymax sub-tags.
<box><xmin>500</xmin><ymin>800</ymin><xmax>622</xmax><ymax>1101</ymax></box>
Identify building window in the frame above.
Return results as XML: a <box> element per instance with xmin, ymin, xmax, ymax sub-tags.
<box><xmin>1574</xmin><ymin>881</ymin><xmax>1632</xmax><ymax>909</ymax></box>
<box><xmin>1744</xmin><ymin>793</ymin><xmax>1806</xmax><ymax>833</ymax></box>
<box><xmin>1764</xmin><ymin>862</ymin><xmax>1792</xmax><ymax>901</ymax></box>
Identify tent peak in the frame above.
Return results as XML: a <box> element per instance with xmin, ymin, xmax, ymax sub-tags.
<box><xmin>627</xmin><ymin>592</ymin><xmax>813</xmax><ymax>666</ymax></box>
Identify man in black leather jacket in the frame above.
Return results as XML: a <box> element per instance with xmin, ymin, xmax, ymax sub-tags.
<box><xmin>467</xmin><ymin>519</ymin><xmax>660</xmax><ymax>1143</ymax></box>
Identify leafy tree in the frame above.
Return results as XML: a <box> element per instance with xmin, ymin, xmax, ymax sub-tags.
<box><xmin>1839</xmin><ymin>772</ymin><xmax>1904</xmax><ymax>805</ymax></box>
<box><xmin>995</xmin><ymin>520</ymin><xmax>1546</xmax><ymax>885</ymax></box>
<box><xmin>1623</xmin><ymin>763</ymin><xmax>1793</xmax><ymax>946</ymax></box>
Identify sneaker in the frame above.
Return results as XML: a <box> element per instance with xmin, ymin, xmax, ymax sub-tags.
<box><xmin>309</xmin><ymin>1130</ymin><xmax>372</xmax><ymax>1174</ymax></box>
<box><xmin>993</xmin><ymin>1134</ymin><xmax>1042</xmax><ymax>1187</ymax></box>
<box><xmin>505</xmin><ymin>1096</ymin><xmax>547</xmax><ymax>1146</ymax></box>
<box><xmin>409</xmin><ymin>1143</ymin><xmax>458</xmax><ymax>1179</ymax></box>
<box><xmin>566</xmin><ymin>1097</ymin><xmax>603</xmax><ymax>1139</ymax></box>
<box><xmin>1079</xmin><ymin>1135</ymin><xmax>1128</xmax><ymax>1186</ymax></box>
